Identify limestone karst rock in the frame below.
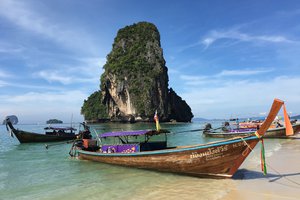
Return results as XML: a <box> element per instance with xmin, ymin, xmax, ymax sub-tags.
<box><xmin>82</xmin><ymin>22</ymin><xmax>193</xmax><ymax>122</ymax></box>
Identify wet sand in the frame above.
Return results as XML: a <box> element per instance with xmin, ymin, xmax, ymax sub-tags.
<box><xmin>224</xmin><ymin>138</ymin><xmax>300</xmax><ymax>200</ymax></box>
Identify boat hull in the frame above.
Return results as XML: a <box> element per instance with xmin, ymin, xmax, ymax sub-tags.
<box><xmin>13</xmin><ymin>129</ymin><xmax>76</xmax><ymax>143</ymax></box>
<box><xmin>264</xmin><ymin>124</ymin><xmax>300</xmax><ymax>138</ymax></box>
<box><xmin>77</xmin><ymin>136</ymin><xmax>259</xmax><ymax>178</ymax></box>
<box><xmin>204</xmin><ymin>123</ymin><xmax>300</xmax><ymax>138</ymax></box>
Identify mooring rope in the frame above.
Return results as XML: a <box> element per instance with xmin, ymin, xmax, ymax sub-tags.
<box><xmin>239</xmin><ymin>136</ymin><xmax>300</xmax><ymax>188</ymax></box>
<box><xmin>169</xmin><ymin>126</ymin><xmax>222</xmax><ymax>135</ymax></box>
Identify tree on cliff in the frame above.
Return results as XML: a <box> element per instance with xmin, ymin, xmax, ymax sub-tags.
<box><xmin>81</xmin><ymin>91</ymin><xmax>108</xmax><ymax>121</ymax></box>
<box><xmin>82</xmin><ymin>22</ymin><xmax>193</xmax><ymax>122</ymax></box>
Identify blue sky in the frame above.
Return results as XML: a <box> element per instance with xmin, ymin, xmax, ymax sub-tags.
<box><xmin>1</xmin><ymin>0</ymin><xmax>300</xmax><ymax>123</ymax></box>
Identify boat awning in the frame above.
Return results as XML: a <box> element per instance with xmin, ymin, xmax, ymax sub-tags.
<box><xmin>44</xmin><ymin>127</ymin><xmax>77</xmax><ymax>131</ymax></box>
<box><xmin>99</xmin><ymin>129</ymin><xmax>169</xmax><ymax>138</ymax></box>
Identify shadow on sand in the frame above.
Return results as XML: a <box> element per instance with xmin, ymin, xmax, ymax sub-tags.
<box><xmin>233</xmin><ymin>169</ymin><xmax>300</xmax><ymax>182</ymax></box>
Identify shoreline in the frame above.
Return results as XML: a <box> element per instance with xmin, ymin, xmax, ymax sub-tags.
<box><xmin>223</xmin><ymin>138</ymin><xmax>300</xmax><ymax>200</ymax></box>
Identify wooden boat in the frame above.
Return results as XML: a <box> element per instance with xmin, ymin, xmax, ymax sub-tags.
<box><xmin>229</xmin><ymin>118</ymin><xmax>280</xmax><ymax>130</ymax></box>
<box><xmin>232</xmin><ymin>121</ymin><xmax>263</xmax><ymax>129</ymax></box>
<box><xmin>203</xmin><ymin>123</ymin><xmax>300</xmax><ymax>138</ymax></box>
<box><xmin>70</xmin><ymin>98</ymin><xmax>284</xmax><ymax>178</ymax></box>
<box><xmin>5</xmin><ymin>118</ymin><xmax>81</xmax><ymax>143</ymax></box>
<box><xmin>265</xmin><ymin>124</ymin><xmax>300</xmax><ymax>138</ymax></box>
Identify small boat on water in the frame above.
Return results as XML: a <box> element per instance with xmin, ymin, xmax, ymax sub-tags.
<box><xmin>70</xmin><ymin>98</ymin><xmax>284</xmax><ymax>178</ymax></box>
<box><xmin>203</xmin><ymin>104</ymin><xmax>300</xmax><ymax>139</ymax></box>
<box><xmin>203</xmin><ymin>124</ymin><xmax>300</xmax><ymax>138</ymax></box>
<box><xmin>5</xmin><ymin>118</ymin><xmax>83</xmax><ymax>143</ymax></box>
<box><xmin>231</xmin><ymin>119</ymin><xmax>265</xmax><ymax>129</ymax></box>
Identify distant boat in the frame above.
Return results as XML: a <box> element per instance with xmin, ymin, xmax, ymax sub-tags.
<box><xmin>5</xmin><ymin>118</ymin><xmax>80</xmax><ymax>143</ymax></box>
<box><xmin>203</xmin><ymin>105</ymin><xmax>300</xmax><ymax>139</ymax></box>
<box><xmin>203</xmin><ymin>124</ymin><xmax>300</xmax><ymax>138</ymax></box>
<box><xmin>69</xmin><ymin>98</ymin><xmax>284</xmax><ymax>178</ymax></box>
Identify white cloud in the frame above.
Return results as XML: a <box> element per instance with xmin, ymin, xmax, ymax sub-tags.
<box><xmin>0</xmin><ymin>45</ymin><xmax>23</xmax><ymax>53</ymax></box>
<box><xmin>0</xmin><ymin>69</ymin><xmax>13</xmax><ymax>78</ymax></box>
<box><xmin>71</xmin><ymin>57</ymin><xmax>106</xmax><ymax>77</ymax></box>
<box><xmin>167</xmin><ymin>68</ymin><xmax>180</xmax><ymax>75</ymax></box>
<box><xmin>36</xmin><ymin>70</ymin><xmax>73</xmax><ymax>85</ymax></box>
<box><xmin>202</xmin><ymin>38</ymin><xmax>215</xmax><ymax>48</ymax></box>
<box><xmin>34</xmin><ymin>56</ymin><xmax>105</xmax><ymax>85</ymax></box>
<box><xmin>0</xmin><ymin>90</ymin><xmax>88</xmax><ymax>123</ymax></box>
<box><xmin>216</xmin><ymin>69</ymin><xmax>273</xmax><ymax>77</ymax></box>
<box><xmin>0</xmin><ymin>0</ymin><xmax>100</xmax><ymax>55</ymax></box>
<box><xmin>180</xmin><ymin>76</ymin><xmax>300</xmax><ymax>119</ymax></box>
<box><xmin>2</xmin><ymin>81</ymin><xmax>64</xmax><ymax>91</ymax></box>
<box><xmin>4</xmin><ymin>90</ymin><xmax>86</xmax><ymax>103</ymax></box>
<box><xmin>36</xmin><ymin>70</ymin><xmax>99</xmax><ymax>85</ymax></box>
<box><xmin>180</xmin><ymin>75</ymin><xmax>207</xmax><ymax>81</ymax></box>
<box><xmin>179</xmin><ymin>68</ymin><xmax>272</xmax><ymax>86</ymax></box>
<box><xmin>201</xmin><ymin>29</ymin><xmax>295</xmax><ymax>48</ymax></box>
<box><xmin>0</xmin><ymin>80</ymin><xmax>8</xmax><ymax>87</ymax></box>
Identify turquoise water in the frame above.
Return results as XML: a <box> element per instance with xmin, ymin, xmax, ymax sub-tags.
<box><xmin>0</xmin><ymin>122</ymin><xmax>284</xmax><ymax>200</ymax></box>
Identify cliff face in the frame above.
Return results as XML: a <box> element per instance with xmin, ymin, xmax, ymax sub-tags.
<box><xmin>168</xmin><ymin>88</ymin><xmax>194</xmax><ymax>122</ymax></box>
<box><xmin>82</xmin><ymin>22</ymin><xmax>193</xmax><ymax>122</ymax></box>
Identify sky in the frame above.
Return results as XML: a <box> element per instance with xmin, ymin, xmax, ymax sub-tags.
<box><xmin>1</xmin><ymin>0</ymin><xmax>300</xmax><ymax>123</ymax></box>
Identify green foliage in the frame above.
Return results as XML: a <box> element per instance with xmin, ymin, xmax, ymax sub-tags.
<box><xmin>103</xmin><ymin>22</ymin><xmax>161</xmax><ymax>77</ymax></box>
<box><xmin>101</xmin><ymin>22</ymin><xmax>166</xmax><ymax>115</ymax></box>
<box><xmin>81</xmin><ymin>91</ymin><xmax>108</xmax><ymax>120</ymax></box>
<box><xmin>46</xmin><ymin>119</ymin><xmax>63</xmax><ymax>124</ymax></box>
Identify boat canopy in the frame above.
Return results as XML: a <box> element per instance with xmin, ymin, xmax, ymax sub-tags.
<box><xmin>99</xmin><ymin>129</ymin><xmax>168</xmax><ymax>138</ymax></box>
<box><xmin>44</xmin><ymin>127</ymin><xmax>77</xmax><ymax>131</ymax></box>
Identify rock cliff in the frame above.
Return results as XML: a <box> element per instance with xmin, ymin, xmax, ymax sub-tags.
<box><xmin>82</xmin><ymin>22</ymin><xmax>193</xmax><ymax>122</ymax></box>
<box><xmin>168</xmin><ymin>88</ymin><xmax>194</xmax><ymax>122</ymax></box>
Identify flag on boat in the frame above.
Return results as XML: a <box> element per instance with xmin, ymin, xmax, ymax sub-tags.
<box><xmin>154</xmin><ymin>110</ymin><xmax>161</xmax><ymax>131</ymax></box>
<box><xmin>283</xmin><ymin>104</ymin><xmax>294</xmax><ymax>136</ymax></box>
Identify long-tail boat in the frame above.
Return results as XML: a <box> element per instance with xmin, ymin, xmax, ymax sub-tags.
<box><xmin>5</xmin><ymin>118</ymin><xmax>83</xmax><ymax>143</ymax></box>
<box><xmin>70</xmin><ymin>99</ymin><xmax>285</xmax><ymax>178</ymax></box>
<box><xmin>203</xmin><ymin>124</ymin><xmax>300</xmax><ymax>138</ymax></box>
<box><xmin>203</xmin><ymin>104</ymin><xmax>300</xmax><ymax>139</ymax></box>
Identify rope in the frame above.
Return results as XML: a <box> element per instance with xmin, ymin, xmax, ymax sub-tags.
<box><xmin>238</xmin><ymin>136</ymin><xmax>300</xmax><ymax>188</ymax></box>
<box><xmin>45</xmin><ymin>139</ymin><xmax>76</xmax><ymax>149</ymax></box>
<box><xmin>170</xmin><ymin>128</ymin><xmax>205</xmax><ymax>134</ymax></box>
<box><xmin>266</xmin><ymin>164</ymin><xmax>300</xmax><ymax>187</ymax></box>
<box><xmin>69</xmin><ymin>141</ymin><xmax>77</xmax><ymax>157</ymax></box>
<box><xmin>170</xmin><ymin>127</ymin><xmax>222</xmax><ymax>135</ymax></box>
<box><xmin>240</xmin><ymin>137</ymin><xmax>253</xmax><ymax>150</ymax></box>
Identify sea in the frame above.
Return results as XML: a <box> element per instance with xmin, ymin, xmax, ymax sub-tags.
<box><xmin>0</xmin><ymin>121</ymin><xmax>286</xmax><ymax>200</ymax></box>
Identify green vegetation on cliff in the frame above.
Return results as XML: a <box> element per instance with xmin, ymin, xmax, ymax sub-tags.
<box><xmin>102</xmin><ymin>22</ymin><xmax>163</xmax><ymax>76</ymax></box>
<box><xmin>101</xmin><ymin>22</ymin><xmax>167</xmax><ymax>116</ymax></box>
<box><xmin>81</xmin><ymin>91</ymin><xmax>108</xmax><ymax>120</ymax></box>
<box><xmin>46</xmin><ymin>119</ymin><xmax>63</xmax><ymax>124</ymax></box>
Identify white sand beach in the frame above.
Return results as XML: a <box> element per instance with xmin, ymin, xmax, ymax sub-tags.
<box><xmin>224</xmin><ymin>138</ymin><xmax>300</xmax><ymax>200</ymax></box>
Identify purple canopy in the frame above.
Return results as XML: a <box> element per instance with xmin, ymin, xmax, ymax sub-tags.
<box><xmin>100</xmin><ymin>130</ymin><xmax>153</xmax><ymax>138</ymax></box>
